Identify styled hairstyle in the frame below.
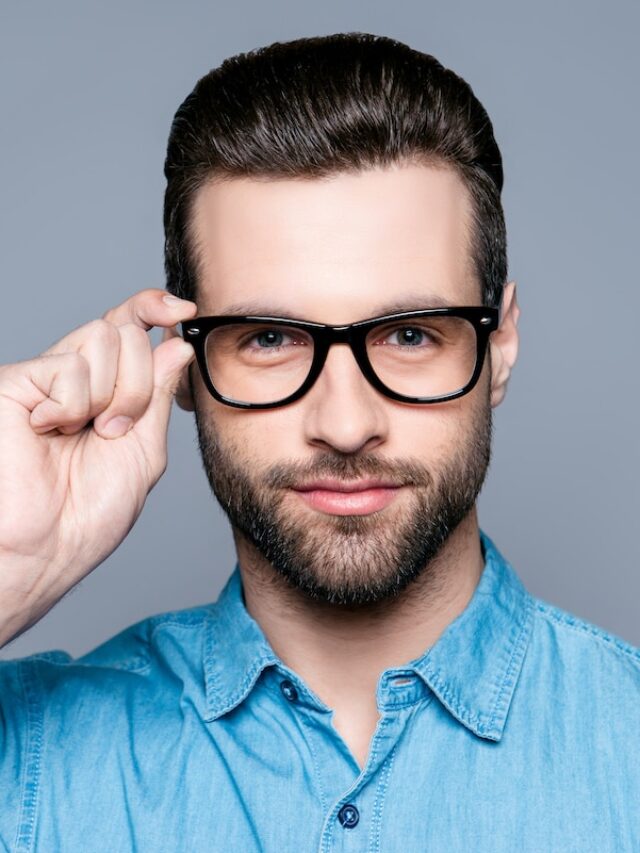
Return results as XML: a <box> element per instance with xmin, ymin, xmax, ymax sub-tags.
<box><xmin>163</xmin><ymin>32</ymin><xmax>507</xmax><ymax>307</ymax></box>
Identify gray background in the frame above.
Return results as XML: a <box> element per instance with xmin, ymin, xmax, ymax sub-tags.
<box><xmin>1</xmin><ymin>0</ymin><xmax>638</xmax><ymax>659</ymax></box>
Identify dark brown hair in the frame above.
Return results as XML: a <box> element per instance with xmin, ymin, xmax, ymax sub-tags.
<box><xmin>163</xmin><ymin>32</ymin><xmax>507</xmax><ymax>307</ymax></box>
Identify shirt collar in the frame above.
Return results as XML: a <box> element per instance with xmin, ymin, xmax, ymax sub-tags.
<box><xmin>409</xmin><ymin>531</ymin><xmax>534</xmax><ymax>741</ymax></box>
<box><xmin>203</xmin><ymin>531</ymin><xmax>534</xmax><ymax>741</ymax></box>
<box><xmin>203</xmin><ymin>570</ymin><xmax>279</xmax><ymax>722</ymax></box>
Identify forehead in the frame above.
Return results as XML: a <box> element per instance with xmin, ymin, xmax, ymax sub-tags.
<box><xmin>190</xmin><ymin>161</ymin><xmax>480</xmax><ymax>322</ymax></box>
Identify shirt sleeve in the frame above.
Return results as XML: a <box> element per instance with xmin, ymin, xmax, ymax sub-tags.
<box><xmin>0</xmin><ymin>658</ymin><xmax>42</xmax><ymax>852</ymax></box>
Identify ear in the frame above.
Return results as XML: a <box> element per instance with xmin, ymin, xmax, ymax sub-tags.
<box><xmin>489</xmin><ymin>281</ymin><xmax>520</xmax><ymax>408</ymax></box>
<box><xmin>161</xmin><ymin>325</ymin><xmax>196</xmax><ymax>411</ymax></box>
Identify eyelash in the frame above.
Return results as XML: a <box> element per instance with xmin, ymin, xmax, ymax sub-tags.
<box><xmin>245</xmin><ymin>330</ymin><xmax>308</xmax><ymax>350</ymax></box>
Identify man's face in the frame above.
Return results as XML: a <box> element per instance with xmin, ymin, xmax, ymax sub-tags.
<box><xmin>187</xmin><ymin>162</ymin><xmax>498</xmax><ymax>607</ymax></box>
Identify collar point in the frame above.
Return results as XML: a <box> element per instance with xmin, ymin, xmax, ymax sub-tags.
<box><xmin>471</xmin><ymin>721</ymin><xmax>505</xmax><ymax>742</ymax></box>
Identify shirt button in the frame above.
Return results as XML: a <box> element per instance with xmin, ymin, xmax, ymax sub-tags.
<box><xmin>279</xmin><ymin>679</ymin><xmax>298</xmax><ymax>702</ymax></box>
<box><xmin>337</xmin><ymin>804</ymin><xmax>360</xmax><ymax>828</ymax></box>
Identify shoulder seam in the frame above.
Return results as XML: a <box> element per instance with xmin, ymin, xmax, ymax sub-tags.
<box><xmin>60</xmin><ymin>610</ymin><xmax>212</xmax><ymax>674</ymax></box>
<box><xmin>94</xmin><ymin>616</ymin><xmax>207</xmax><ymax>674</ymax></box>
<box><xmin>148</xmin><ymin>617</ymin><xmax>206</xmax><ymax>646</ymax></box>
<box><xmin>78</xmin><ymin>617</ymin><xmax>206</xmax><ymax>675</ymax></box>
<box><xmin>535</xmin><ymin>600</ymin><xmax>640</xmax><ymax>664</ymax></box>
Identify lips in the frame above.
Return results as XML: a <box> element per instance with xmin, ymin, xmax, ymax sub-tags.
<box><xmin>291</xmin><ymin>479</ymin><xmax>403</xmax><ymax>516</ymax></box>
<box><xmin>293</xmin><ymin>478</ymin><xmax>400</xmax><ymax>493</ymax></box>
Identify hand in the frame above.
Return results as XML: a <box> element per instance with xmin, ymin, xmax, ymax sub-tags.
<box><xmin>0</xmin><ymin>289</ymin><xmax>197</xmax><ymax>648</ymax></box>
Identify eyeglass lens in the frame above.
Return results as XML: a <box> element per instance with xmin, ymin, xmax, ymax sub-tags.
<box><xmin>204</xmin><ymin>316</ymin><xmax>479</xmax><ymax>405</ymax></box>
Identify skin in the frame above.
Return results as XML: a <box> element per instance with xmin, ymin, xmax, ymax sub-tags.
<box><xmin>0</xmin><ymin>292</ymin><xmax>198</xmax><ymax>648</ymax></box>
<box><xmin>168</xmin><ymin>160</ymin><xmax>520</xmax><ymax>769</ymax></box>
<box><xmin>0</xmin><ymin>159</ymin><xmax>517</xmax><ymax>765</ymax></box>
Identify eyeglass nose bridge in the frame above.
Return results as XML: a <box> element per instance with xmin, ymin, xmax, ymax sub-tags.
<box><xmin>323</xmin><ymin>324</ymin><xmax>355</xmax><ymax>344</ymax></box>
<box><xmin>305</xmin><ymin>324</ymin><xmax>376</xmax><ymax>396</ymax></box>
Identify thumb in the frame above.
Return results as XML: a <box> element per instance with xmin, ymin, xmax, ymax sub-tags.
<box><xmin>133</xmin><ymin>336</ymin><xmax>195</xmax><ymax>454</ymax></box>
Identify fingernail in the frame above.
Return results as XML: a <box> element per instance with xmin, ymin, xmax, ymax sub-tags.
<box><xmin>163</xmin><ymin>294</ymin><xmax>192</xmax><ymax>307</ymax></box>
<box><xmin>102</xmin><ymin>416</ymin><xmax>133</xmax><ymax>438</ymax></box>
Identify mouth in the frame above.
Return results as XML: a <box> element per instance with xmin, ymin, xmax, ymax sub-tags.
<box><xmin>290</xmin><ymin>479</ymin><xmax>404</xmax><ymax>516</ymax></box>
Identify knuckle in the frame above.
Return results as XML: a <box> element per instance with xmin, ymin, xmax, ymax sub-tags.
<box><xmin>129</xmin><ymin>289</ymin><xmax>160</xmax><ymax>318</ymax></box>
<box><xmin>86</xmin><ymin>317</ymin><xmax>120</xmax><ymax>345</ymax></box>
<box><xmin>59</xmin><ymin>390</ymin><xmax>91</xmax><ymax>423</ymax></box>
<box><xmin>60</xmin><ymin>350</ymin><xmax>90</xmax><ymax>377</ymax></box>
<box><xmin>92</xmin><ymin>386</ymin><xmax>116</xmax><ymax>413</ymax></box>
<box><xmin>64</xmin><ymin>405</ymin><xmax>91</xmax><ymax>423</ymax></box>
<box><xmin>119</xmin><ymin>322</ymin><xmax>150</xmax><ymax>344</ymax></box>
<box><xmin>139</xmin><ymin>287</ymin><xmax>163</xmax><ymax>301</ymax></box>
<box><xmin>101</xmin><ymin>288</ymin><xmax>167</xmax><ymax>329</ymax></box>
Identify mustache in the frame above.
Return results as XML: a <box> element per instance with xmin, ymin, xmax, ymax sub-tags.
<box><xmin>263</xmin><ymin>453</ymin><xmax>434</xmax><ymax>490</ymax></box>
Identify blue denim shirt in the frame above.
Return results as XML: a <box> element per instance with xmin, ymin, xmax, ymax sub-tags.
<box><xmin>1</xmin><ymin>532</ymin><xmax>639</xmax><ymax>852</ymax></box>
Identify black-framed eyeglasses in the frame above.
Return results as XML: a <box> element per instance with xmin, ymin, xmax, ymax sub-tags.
<box><xmin>180</xmin><ymin>306</ymin><xmax>499</xmax><ymax>409</ymax></box>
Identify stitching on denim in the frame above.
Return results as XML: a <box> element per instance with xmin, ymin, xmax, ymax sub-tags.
<box><xmin>88</xmin><ymin>616</ymin><xmax>211</xmax><ymax>675</ymax></box>
<box><xmin>485</xmin><ymin>592</ymin><xmax>534</xmax><ymax>735</ymax></box>
<box><xmin>146</xmin><ymin>609</ymin><xmax>213</xmax><ymax>630</ymax></box>
<box><xmin>20</xmin><ymin>651</ymin><xmax>70</xmax><ymax>664</ymax></box>
<box><xmin>114</xmin><ymin>658</ymin><xmax>151</xmax><ymax>674</ymax></box>
<box><xmin>379</xmin><ymin>694</ymin><xmax>428</xmax><ymax>711</ymax></box>
<box><xmin>153</xmin><ymin>612</ymin><xmax>250</xmax><ymax>719</ymax></box>
<box><xmin>421</xmin><ymin>591</ymin><xmax>534</xmax><ymax>739</ymax></box>
<box><xmin>14</xmin><ymin>662</ymin><xmax>43</xmax><ymax>852</ymax></box>
<box><xmin>361</xmin><ymin>711</ymin><xmax>392</xmax><ymax>828</ymax></box>
<box><xmin>208</xmin><ymin>654</ymin><xmax>275</xmax><ymax>718</ymax></box>
<box><xmin>297</xmin><ymin>708</ymin><xmax>330</xmax><ymax>814</ymax></box>
<box><xmin>367</xmin><ymin>711</ymin><xmax>391</xmax><ymax>770</ymax></box>
<box><xmin>203</xmin><ymin>609</ymin><xmax>279</xmax><ymax>720</ymax></box>
<box><xmin>204</xmin><ymin>611</ymin><xmax>222</xmax><ymax>718</ymax></box>
<box><xmin>63</xmin><ymin>617</ymin><xmax>209</xmax><ymax>676</ymax></box>
<box><xmin>535</xmin><ymin>601</ymin><xmax>640</xmax><ymax>663</ymax></box>
<box><xmin>148</xmin><ymin>615</ymin><xmax>209</xmax><ymax>635</ymax></box>
<box><xmin>370</xmin><ymin>744</ymin><xmax>397</xmax><ymax>853</ymax></box>
<box><xmin>423</xmin><ymin>668</ymin><xmax>484</xmax><ymax>728</ymax></box>
<box><xmin>229</xmin><ymin>655</ymin><xmax>273</xmax><ymax>705</ymax></box>
<box><xmin>65</xmin><ymin>654</ymin><xmax>151</xmax><ymax>674</ymax></box>
<box><xmin>147</xmin><ymin>617</ymin><xmax>209</xmax><ymax>661</ymax></box>
<box><xmin>318</xmin><ymin>713</ymin><xmax>396</xmax><ymax>853</ymax></box>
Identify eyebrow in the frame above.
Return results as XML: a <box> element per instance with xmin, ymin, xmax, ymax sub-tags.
<box><xmin>212</xmin><ymin>293</ymin><xmax>460</xmax><ymax>319</ymax></box>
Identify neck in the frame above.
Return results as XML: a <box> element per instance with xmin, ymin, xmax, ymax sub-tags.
<box><xmin>234</xmin><ymin>509</ymin><xmax>484</xmax><ymax>711</ymax></box>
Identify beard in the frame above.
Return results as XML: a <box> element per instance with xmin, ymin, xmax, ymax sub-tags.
<box><xmin>193</xmin><ymin>391</ymin><xmax>492</xmax><ymax>608</ymax></box>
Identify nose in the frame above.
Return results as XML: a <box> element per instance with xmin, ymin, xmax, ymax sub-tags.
<box><xmin>302</xmin><ymin>343</ymin><xmax>388</xmax><ymax>455</ymax></box>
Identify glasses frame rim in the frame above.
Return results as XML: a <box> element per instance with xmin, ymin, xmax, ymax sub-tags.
<box><xmin>180</xmin><ymin>306</ymin><xmax>500</xmax><ymax>410</ymax></box>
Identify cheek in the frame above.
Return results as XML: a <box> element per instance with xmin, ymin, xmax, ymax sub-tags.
<box><xmin>393</xmin><ymin>382</ymin><xmax>490</xmax><ymax>460</ymax></box>
<box><xmin>393</xmin><ymin>408</ymin><xmax>464</xmax><ymax>460</ymax></box>
<box><xmin>198</xmin><ymin>396</ymin><xmax>299</xmax><ymax>461</ymax></box>
<box><xmin>194</xmin><ymin>362</ymin><xmax>489</xmax><ymax>465</ymax></box>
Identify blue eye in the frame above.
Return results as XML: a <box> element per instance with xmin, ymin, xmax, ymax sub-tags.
<box><xmin>255</xmin><ymin>330</ymin><xmax>285</xmax><ymax>348</ymax></box>
<box><xmin>395</xmin><ymin>328</ymin><xmax>424</xmax><ymax>346</ymax></box>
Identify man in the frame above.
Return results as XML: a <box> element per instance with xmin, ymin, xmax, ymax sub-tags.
<box><xmin>0</xmin><ymin>31</ymin><xmax>638</xmax><ymax>852</ymax></box>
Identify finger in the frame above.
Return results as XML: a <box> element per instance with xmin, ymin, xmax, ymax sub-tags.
<box><xmin>41</xmin><ymin>317</ymin><xmax>114</xmax><ymax>360</ymax></box>
<box><xmin>131</xmin><ymin>336</ymin><xmax>196</xmax><ymax>469</ymax></box>
<box><xmin>161</xmin><ymin>324</ymin><xmax>181</xmax><ymax>344</ymax></box>
<box><xmin>102</xmin><ymin>288</ymin><xmax>197</xmax><ymax>331</ymax></box>
<box><xmin>74</xmin><ymin>320</ymin><xmax>122</xmax><ymax>421</ymax></box>
<box><xmin>92</xmin><ymin>323</ymin><xmax>155</xmax><ymax>439</ymax></box>
<box><xmin>23</xmin><ymin>353</ymin><xmax>92</xmax><ymax>435</ymax></box>
<box><xmin>161</xmin><ymin>324</ymin><xmax>195</xmax><ymax>411</ymax></box>
<box><xmin>40</xmin><ymin>292</ymin><xmax>196</xmax><ymax>363</ymax></box>
<box><xmin>40</xmin><ymin>320</ymin><xmax>121</xmax><ymax>409</ymax></box>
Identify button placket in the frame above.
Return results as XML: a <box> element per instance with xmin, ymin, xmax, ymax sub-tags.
<box><xmin>318</xmin><ymin>707</ymin><xmax>416</xmax><ymax>852</ymax></box>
